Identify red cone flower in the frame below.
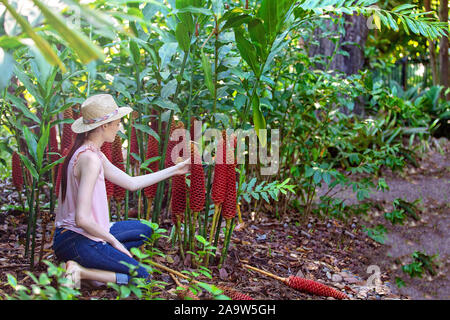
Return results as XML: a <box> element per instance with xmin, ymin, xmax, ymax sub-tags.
<box><xmin>190</xmin><ymin>116</ymin><xmax>202</xmax><ymax>142</ymax></box>
<box><xmin>144</xmin><ymin>132</ymin><xmax>159</xmax><ymax>199</ymax></box>
<box><xmin>218</xmin><ymin>286</ymin><xmax>253</xmax><ymax>300</ymax></box>
<box><xmin>11</xmin><ymin>151</ymin><xmax>23</xmax><ymax>192</ymax></box>
<box><xmin>165</xmin><ymin>120</ymin><xmax>177</xmax><ymax>168</ymax></box>
<box><xmin>129</xmin><ymin>126</ymin><xmax>139</xmax><ymax>166</ymax></box>
<box><xmin>171</xmin><ymin>157</ymin><xmax>186</xmax><ymax>224</ymax></box>
<box><xmin>111</xmin><ymin>135</ymin><xmax>126</xmax><ymax>202</ymax></box>
<box><xmin>211</xmin><ymin>130</ymin><xmax>228</xmax><ymax>205</ymax></box>
<box><xmin>72</xmin><ymin>104</ymin><xmax>81</xmax><ymax>120</ymax></box>
<box><xmin>165</xmin><ymin>120</ymin><xmax>185</xmax><ymax>168</ymax></box>
<box><xmin>171</xmin><ymin>174</ymin><xmax>186</xmax><ymax>224</ymax></box>
<box><xmin>55</xmin><ymin>148</ymin><xmax>69</xmax><ymax>198</ymax></box>
<box><xmin>285</xmin><ymin>276</ymin><xmax>348</xmax><ymax>299</ymax></box>
<box><xmin>61</xmin><ymin>108</ymin><xmax>75</xmax><ymax>153</ymax></box>
<box><xmin>221</xmin><ymin>147</ymin><xmax>236</xmax><ymax>220</ymax></box>
<box><xmin>101</xmin><ymin>142</ymin><xmax>114</xmax><ymax>199</ymax></box>
<box><xmin>189</xmin><ymin>142</ymin><xmax>205</xmax><ymax>213</ymax></box>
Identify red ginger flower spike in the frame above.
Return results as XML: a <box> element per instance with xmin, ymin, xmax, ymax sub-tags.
<box><xmin>11</xmin><ymin>151</ymin><xmax>23</xmax><ymax>192</ymax></box>
<box><xmin>165</xmin><ymin>120</ymin><xmax>177</xmax><ymax>168</ymax></box>
<box><xmin>46</xmin><ymin>121</ymin><xmax>59</xmax><ymax>187</ymax></box>
<box><xmin>72</xmin><ymin>104</ymin><xmax>81</xmax><ymax>120</ymax></box>
<box><xmin>129</xmin><ymin>111</ymin><xmax>140</xmax><ymax>167</ymax></box>
<box><xmin>129</xmin><ymin>126</ymin><xmax>139</xmax><ymax>166</ymax></box>
<box><xmin>218</xmin><ymin>286</ymin><xmax>254</xmax><ymax>300</ymax></box>
<box><xmin>144</xmin><ymin>132</ymin><xmax>159</xmax><ymax>199</ymax></box>
<box><xmin>171</xmin><ymin>157</ymin><xmax>186</xmax><ymax>224</ymax></box>
<box><xmin>55</xmin><ymin>148</ymin><xmax>69</xmax><ymax>198</ymax></box>
<box><xmin>189</xmin><ymin>142</ymin><xmax>205</xmax><ymax>213</ymax></box>
<box><xmin>221</xmin><ymin>147</ymin><xmax>237</xmax><ymax>220</ymax></box>
<box><xmin>211</xmin><ymin>130</ymin><xmax>228</xmax><ymax>205</ymax></box>
<box><xmin>285</xmin><ymin>276</ymin><xmax>349</xmax><ymax>300</ymax></box>
<box><xmin>190</xmin><ymin>117</ymin><xmax>202</xmax><ymax>142</ymax></box>
<box><xmin>49</xmin><ymin>125</ymin><xmax>60</xmax><ymax>164</ymax></box>
<box><xmin>111</xmin><ymin>135</ymin><xmax>126</xmax><ymax>202</ymax></box>
<box><xmin>61</xmin><ymin>107</ymin><xmax>74</xmax><ymax>153</ymax></box>
<box><xmin>190</xmin><ymin>117</ymin><xmax>196</xmax><ymax>142</ymax></box>
<box><xmin>101</xmin><ymin>142</ymin><xmax>114</xmax><ymax>199</ymax></box>
<box><xmin>243</xmin><ymin>264</ymin><xmax>348</xmax><ymax>300</ymax></box>
<box><xmin>165</xmin><ymin>120</ymin><xmax>185</xmax><ymax>168</ymax></box>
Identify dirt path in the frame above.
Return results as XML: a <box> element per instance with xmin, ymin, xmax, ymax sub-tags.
<box><xmin>317</xmin><ymin>138</ymin><xmax>450</xmax><ymax>299</ymax></box>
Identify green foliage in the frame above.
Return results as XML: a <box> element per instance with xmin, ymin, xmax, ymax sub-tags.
<box><xmin>187</xmin><ymin>234</ymin><xmax>217</xmax><ymax>267</ymax></box>
<box><xmin>402</xmin><ymin>251</ymin><xmax>439</xmax><ymax>279</ymax></box>
<box><xmin>385</xmin><ymin>198</ymin><xmax>421</xmax><ymax>225</ymax></box>
<box><xmin>3</xmin><ymin>261</ymin><xmax>81</xmax><ymax>300</ymax></box>
<box><xmin>395</xmin><ymin>276</ymin><xmax>405</xmax><ymax>288</ymax></box>
<box><xmin>0</xmin><ymin>0</ymin><xmax>448</xmax><ymax>288</ymax></box>
<box><xmin>392</xmin><ymin>198</ymin><xmax>421</xmax><ymax>221</ymax></box>
<box><xmin>239</xmin><ymin>177</ymin><xmax>296</xmax><ymax>204</ymax></box>
<box><xmin>363</xmin><ymin>224</ymin><xmax>387</xmax><ymax>244</ymax></box>
<box><xmin>384</xmin><ymin>209</ymin><xmax>406</xmax><ymax>225</ymax></box>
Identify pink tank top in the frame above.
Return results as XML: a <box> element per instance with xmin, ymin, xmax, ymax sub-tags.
<box><xmin>55</xmin><ymin>143</ymin><xmax>110</xmax><ymax>242</ymax></box>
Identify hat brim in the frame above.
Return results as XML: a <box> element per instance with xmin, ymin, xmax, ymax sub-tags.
<box><xmin>71</xmin><ymin>106</ymin><xmax>133</xmax><ymax>134</ymax></box>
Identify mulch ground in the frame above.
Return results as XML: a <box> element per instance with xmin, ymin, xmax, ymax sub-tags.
<box><xmin>1</xmin><ymin>138</ymin><xmax>448</xmax><ymax>300</ymax></box>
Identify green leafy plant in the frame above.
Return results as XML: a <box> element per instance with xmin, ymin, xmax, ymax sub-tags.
<box><xmin>384</xmin><ymin>209</ymin><xmax>407</xmax><ymax>225</ymax></box>
<box><xmin>385</xmin><ymin>197</ymin><xmax>422</xmax><ymax>225</ymax></box>
<box><xmin>402</xmin><ymin>251</ymin><xmax>439</xmax><ymax>279</ymax></box>
<box><xmin>186</xmin><ymin>235</ymin><xmax>217</xmax><ymax>268</ymax></box>
<box><xmin>363</xmin><ymin>224</ymin><xmax>387</xmax><ymax>244</ymax></box>
<box><xmin>1</xmin><ymin>54</ymin><xmax>79</xmax><ymax>267</ymax></box>
<box><xmin>393</xmin><ymin>198</ymin><xmax>421</xmax><ymax>221</ymax></box>
<box><xmin>3</xmin><ymin>261</ymin><xmax>81</xmax><ymax>300</ymax></box>
<box><xmin>395</xmin><ymin>276</ymin><xmax>406</xmax><ymax>288</ymax></box>
<box><xmin>108</xmin><ymin>221</ymin><xmax>170</xmax><ymax>300</ymax></box>
<box><xmin>239</xmin><ymin>177</ymin><xmax>296</xmax><ymax>204</ymax></box>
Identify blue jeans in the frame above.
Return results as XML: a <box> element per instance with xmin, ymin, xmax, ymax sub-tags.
<box><xmin>53</xmin><ymin>220</ymin><xmax>153</xmax><ymax>285</ymax></box>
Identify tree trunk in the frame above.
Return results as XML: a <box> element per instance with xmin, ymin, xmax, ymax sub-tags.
<box><xmin>425</xmin><ymin>0</ymin><xmax>439</xmax><ymax>86</ymax></box>
<box><xmin>308</xmin><ymin>14</ymin><xmax>369</xmax><ymax>114</ymax></box>
<box><xmin>309</xmin><ymin>15</ymin><xmax>368</xmax><ymax>75</ymax></box>
<box><xmin>439</xmin><ymin>0</ymin><xmax>449</xmax><ymax>100</ymax></box>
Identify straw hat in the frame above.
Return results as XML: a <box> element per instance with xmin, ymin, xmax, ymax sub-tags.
<box><xmin>71</xmin><ymin>94</ymin><xmax>133</xmax><ymax>133</ymax></box>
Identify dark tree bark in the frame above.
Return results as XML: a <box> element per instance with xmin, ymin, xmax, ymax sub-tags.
<box><xmin>308</xmin><ymin>14</ymin><xmax>369</xmax><ymax>114</ymax></box>
<box><xmin>425</xmin><ymin>0</ymin><xmax>439</xmax><ymax>86</ymax></box>
<box><xmin>309</xmin><ymin>14</ymin><xmax>368</xmax><ymax>75</ymax></box>
<box><xmin>439</xmin><ymin>0</ymin><xmax>449</xmax><ymax>100</ymax></box>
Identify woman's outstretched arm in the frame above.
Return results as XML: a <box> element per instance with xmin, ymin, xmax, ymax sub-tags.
<box><xmin>102</xmin><ymin>154</ymin><xmax>190</xmax><ymax>192</ymax></box>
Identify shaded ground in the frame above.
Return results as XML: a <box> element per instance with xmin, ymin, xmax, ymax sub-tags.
<box><xmin>316</xmin><ymin>137</ymin><xmax>450</xmax><ymax>299</ymax></box>
<box><xmin>0</xmin><ymin>138</ymin><xmax>448</xmax><ymax>300</ymax></box>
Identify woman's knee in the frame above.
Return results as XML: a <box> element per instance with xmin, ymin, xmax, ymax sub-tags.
<box><xmin>138</xmin><ymin>222</ymin><xmax>153</xmax><ymax>240</ymax></box>
<box><xmin>111</xmin><ymin>220</ymin><xmax>153</xmax><ymax>240</ymax></box>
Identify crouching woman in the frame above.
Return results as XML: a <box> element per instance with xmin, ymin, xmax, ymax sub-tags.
<box><xmin>53</xmin><ymin>94</ymin><xmax>189</xmax><ymax>287</ymax></box>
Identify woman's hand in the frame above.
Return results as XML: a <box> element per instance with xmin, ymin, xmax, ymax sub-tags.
<box><xmin>111</xmin><ymin>239</ymin><xmax>132</xmax><ymax>258</ymax></box>
<box><xmin>174</xmin><ymin>157</ymin><xmax>190</xmax><ymax>175</ymax></box>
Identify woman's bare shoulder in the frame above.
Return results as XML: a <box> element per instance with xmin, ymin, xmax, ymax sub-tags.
<box><xmin>74</xmin><ymin>149</ymin><xmax>102</xmax><ymax>178</ymax></box>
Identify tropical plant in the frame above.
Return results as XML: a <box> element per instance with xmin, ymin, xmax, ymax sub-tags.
<box><xmin>0</xmin><ymin>0</ymin><xmax>448</xmax><ymax>272</ymax></box>
<box><xmin>3</xmin><ymin>260</ymin><xmax>81</xmax><ymax>300</ymax></box>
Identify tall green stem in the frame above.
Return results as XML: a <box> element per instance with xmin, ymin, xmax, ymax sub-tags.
<box><xmin>201</xmin><ymin>165</ymin><xmax>213</xmax><ymax>238</ymax></box>
<box><xmin>212</xmin><ymin>26</ymin><xmax>218</xmax><ymax>115</ymax></box>
<box><xmin>24</xmin><ymin>180</ymin><xmax>36</xmax><ymax>258</ymax></box>
<box><xmin>30</xmin><ymin>185</ymin><xmax>41</xmax><ymax>269</ymax></box>
<box><xmin>218</xmin><ymin>218</ymin><xmax>234</xmax><ymax>269</ymax></box>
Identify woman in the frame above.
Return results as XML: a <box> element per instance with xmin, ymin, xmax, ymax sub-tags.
<box><xmin>53</xmin><ymin>94</ymin><xmax>190</xmax><ymax>287</ymax></box>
